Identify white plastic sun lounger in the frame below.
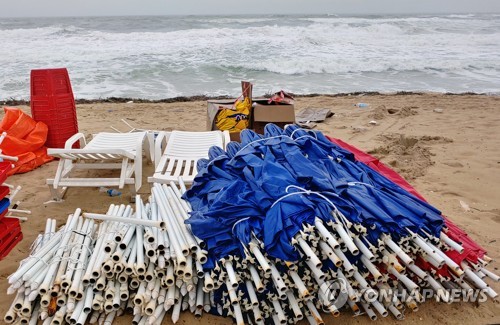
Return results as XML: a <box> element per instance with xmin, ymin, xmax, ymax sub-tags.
<box><xmin>148</xmin><ymin>130</ymin><xmax>230</xmax><ymax>184</ymax></box>
<box><xmin>46</xmin><ymin>131</ymin><xmax>150</xmax><ymax>201</ymax></box>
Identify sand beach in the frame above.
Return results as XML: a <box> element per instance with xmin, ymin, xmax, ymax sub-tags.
<box><xmin>0</xmin><ymin>93</ymin><xmax>499</xmax><ymax>324</ymax></box>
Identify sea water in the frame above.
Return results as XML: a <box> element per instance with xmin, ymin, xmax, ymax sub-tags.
<box><xmin>1</xmin><ymin>14</ymin><xmax>499</xmax><ymax>100</ymax></box>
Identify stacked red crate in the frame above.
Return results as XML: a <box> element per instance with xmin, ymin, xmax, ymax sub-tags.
<box><xmin>30</xmin><ymin>68</ymin><xmax>79</xmax><ymax>148</ymax></box>
<box><xmin>0</xmin><ymin>162</ymin><xmax>22</xmax><ymax>260</ymax></box>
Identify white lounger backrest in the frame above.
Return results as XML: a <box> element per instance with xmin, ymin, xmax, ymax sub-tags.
<box><xmin>149</xmin><ymin>130</ymin><xmax>228</xmax><ymax>184</ymax></box>
<box><xmin>87</xmin><ymin>132</ymin><xmax>145</xmax><ymax>154</ymax></box>
<box><xmin>49</xmin><ymin>132</ymin><xmax>146</xmax><ymax>161</ymax></box>
<box><xmin>164</xmin><ymin>131</ymin><xmax>224</xmax><ymax>158</ymax></box>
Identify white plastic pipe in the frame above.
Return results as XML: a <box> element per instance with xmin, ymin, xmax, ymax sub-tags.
<box><xmin>165</xmin><ymin>185</ymin><xmax>199</xmax><ymax>251</ymax></box>
<box><xmin>288</xmin><ymin>270</ymin><xmax>310</xmax><ymax>299</ymax></box>
<box><xmin>360</xmin><ymin>302</ymin><xmax>377</xmax><ymax>321</ymax></box>
<box><xmin>481</xmin><ymin>268</ymin><xmax>500</xmax><ymax>282</ymax></box>
<box><xmin>306</xmin><ymin>300</ymin><xmax>324</xmax><ymax>325</ymax></box>
<box><xmin>69</xmin><ymin>223</ymin><xmax>95</xmax><ymax>298</ymax></box>
<box><xmin>440</xmin><ymin>231</ymin><xmax>464</xmax><ymax>253</ymax></box>
<box><xmin>83</xmin><ymin>213</ymin><xmax>166</xmax><ymax>230</ymax></box>
<box><xmin>62</xmin><ymin>218</ymin><xmax>90</xmax><ymax>291</ymax></box>
<box><xmin>332</xmin><ymin>246</ymin><xmax>354</xmax><ymax>276</ymax></box>
<box><xmin>226</xmin><ymin>279</ymin><xmax>239</xmax><ymax>305</ymax></box>
<box><xmin>271</xmin><ymin>299</ymin><xmax>287</xmax><ymax>324</ymax></box>
<box><xmin>412</xmin><ymin>235</ymin><xmax>445</xmax><ymax>266</ymax></box>
<box><xmin>152</xmin><ymin>186</ymin><xmax>187</xmax><ymax>266</ymax></box>
<box><xmin>296</xmin><ymin>237</ymin><xmax>322</xmax><ymax>268</ymax></box>
<box><xmin>407</xmin><ymin>263</ymin><xmax>428</xmax><ymax>280</ymax></box>
<box><xmin>249</xmin><ymin>242</ymin><xmax>271</xmax><ymax>275</ymax></box>
<box><xmin>84</xmin><ymin>212</ymin><xmax>113</xmax><ymax>284</ymax></box>
<box><xmin>337</xmin><ymin>270</ymin><xmax>358</xmax><ymax>301</ymax></box>
<box><xmin>333</xmin><ymin>223</ymin><xmax>359</xmax><ymax>255</ymax></box>
<box><xmin>388</xmin><ymin>266</ymin><xmax>419</xmax><ymax>292</ymax></box>
<box><xmin>9</xmin><ymin>228</ymin><xmax>63</xmax><ymax>286</ymax></box>
<box><xmin>171</xmin><ymin>295</ymin><xmax>182</xmax><ymax>324</ymax></box>
<box><xmin>384</xmin><ymin>236</ymin><xmax>414</xmax><ymax>265</ymax></box>
<box><xmin>204</xmin><ymin>272</ymin><xmax>214</xmax><ymax>291</ymax></box>
<box><xmin>270</xmin><ymin>263</ymin><xmax>287</xmax><ymax>293</ymax></box>
<box><xmin>37</xmin><ymin>213</ymin><xmax>81</xmax><ymax>294</ymax></box>
<box><xmin>360</xmin><ymin>255</ymin><xmax>382</xmax><ymax>281</ymax></box>
<box><xmin>224</xmin><ymin>260</ymin><xmax>238</xmax><ymax>288</ymax></box>
<box><xmin>314</xmin><ymin>218</ymin><xmax>340</xmax><ymax>249</ymax></box>
<box><xmin>353</xmin><ymin>236</ymin><xmax>375</xmax><ymax>261</ymax></box>
<box><xmin>231</xmin><ymin>302</ymin><xmax>245</xmax><ymax>325</ymax></box>
<box><xmin>285</xmin><ymin>290</ymin><xmax>303</xmax><ymax>320</ymax></box>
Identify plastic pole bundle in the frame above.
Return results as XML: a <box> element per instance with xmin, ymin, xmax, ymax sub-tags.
<box><xmin>4</xmin><ymin>136</ymin><xmax>500</xmax><ymax>325</ymax></box>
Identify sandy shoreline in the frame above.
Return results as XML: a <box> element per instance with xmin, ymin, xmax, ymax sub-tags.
<box><xmin>0</xmin><ymin>93</ymin><xmax>499</xmax><ymax>324</ymax></box>
<box><xmin>1</xmin><ymin>91</ymin><xmax>496</xmax><ymax>106</ymax></box>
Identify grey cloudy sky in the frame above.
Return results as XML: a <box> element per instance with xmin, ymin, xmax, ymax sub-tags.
<box><xmin>1</xmin><ymin>0</ymin><xmax>500</xmax><ymax>17</ymax></box>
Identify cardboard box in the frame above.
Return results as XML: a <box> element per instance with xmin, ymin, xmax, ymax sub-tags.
<box><xmin>207</xmin><ymin>99</ymin><xmax>247</xmax><ymax>142</ymax></box>
<box><xmin>252</xmin><ymin>100</ymin><xmax>295</xmax><ymax>134</ymax></box>
<box><xmin>229</xmin><ymin>131</ymin><xmax>241</xmax><ymax>142</ymax></box>
<box><xmin>206</xmin><ymin>98</ymin><xmax>295</xmax><ymax>141</ymax></box>
<box><xmin>207</xmin><ymin>99</ymin><xmax>237</xmax><ymax>131</ymax></box>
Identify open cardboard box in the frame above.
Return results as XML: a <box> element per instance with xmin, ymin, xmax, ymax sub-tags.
<box><xmin>207</xmin><ymin>98</ymin><xmax>295</xmax><ymax>142</ymax></box>
<box><xmin>206</xmin><ymin>99</ymin><xmax>247</xmax><ymax>142</ymax></box>
<box><xmin>252</xmin><ymin>99</ymin><xmax>295</xmax><ymax>135</ymax></box>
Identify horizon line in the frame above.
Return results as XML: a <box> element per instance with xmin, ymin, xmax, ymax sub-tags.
<box><xmin>1</xmin><ymin>11</ymin><xmax>499</xmax><ymax>19</ymax></box>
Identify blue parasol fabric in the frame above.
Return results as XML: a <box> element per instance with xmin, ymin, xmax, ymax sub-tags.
<box><xmin>184</xmin><ymin>124</ymin><xmax>445</xmax><ymax>265</ymax></box>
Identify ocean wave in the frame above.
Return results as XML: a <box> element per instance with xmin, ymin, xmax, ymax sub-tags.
<box><xmin>1</xmin><ymin>14</ymin><xmax>499</xmax><ymax>100</ymax></box>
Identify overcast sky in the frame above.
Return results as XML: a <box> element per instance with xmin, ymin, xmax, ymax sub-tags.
<box><xmin>1</xmin><ymin>0</ymin><xmax>500</xmax><ymax>17</ymax></box>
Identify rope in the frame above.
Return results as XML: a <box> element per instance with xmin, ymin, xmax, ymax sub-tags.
<box><xmin>229</xmin><ymin>135</ymin><xmax>289</xmax><ymax>164</ymax></box>
<box><xmin>270</xmin><ymin>185</ymin><xmax>353</xmax><ymax>233</ymax></box>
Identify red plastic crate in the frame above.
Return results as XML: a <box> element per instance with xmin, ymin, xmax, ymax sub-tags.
<box><xmin>30</xmin><ymin>68</ymin><xmax>79</xmax><ymax>148</ymax></box>
<box><xmin>0</xmin><ymin>186</ymin><xmax>9</xmax><ymax>200</ymax></box>
<box><xmin>0</xmin><ymin>218</ymin><xmax>22</xmax><ymax>260</ymax></box>
<box><xmin>0</xmin><ymin>208</ymin><xmax>7</xmax><ymax>220</ymax></box>
<box><xmin>0</xmin><ymin>233</ymin><xmax>22</xmax><ymax>260</ymax></box>
<box><xmin>45</xmin><ymin>117</ymin><xmax>80</xmax><ymax>149</ymax></box>
<box><xmin>0</xmin><ymin>162</ymin><xmax>11</xmax><ymax>184</ymax></box>
<box><xmin>31</xmin><ymin>68</ymin><xmax>74</xmax><ymax>97</ymax></box>
<box><xmin>0</xmin><ymin>229</ymin><xmax>23</xmax><ymax>261</ymax></box>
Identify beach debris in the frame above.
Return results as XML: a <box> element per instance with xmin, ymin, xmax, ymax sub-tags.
<box><xmin>296</xmin><ymin>108</ymin><xmax>334</xmax><ymax>124</ymax></box>
<box><xmin>351</xmin><ymin>125</ymin><xmax>369</xmax><ymax>133</ymax></box>
<box><xmin>433</xmin><ymin>108</ymin><xmax>443</xmax><ymax>113</ymax></box>
<box><xmin>99</xmin><ymin>186</ymin><xmax>122</xmax><ymax>197</ymax></box>
<box><xmin>369</xmin><ymin>120</ymin><xmax>378</xmax><ymax>125</ymax></box>
<box><xmin>296</xmin><ymin>122</ymin><xmax>317</xmax><ymax>129</ymax></box>
<box><xmin>354</xmin><ymin>102</ymin><xmax>369</xmax><ymax>108</ymax></box>
<box><xmin>4</xmin><ymin>125</ymin><xmax>498</xmax><ymax>324</ymax></box>
<box><xmin>126</xmin><ymin>100</ymin><xmax>134</xmax><ymax>104</ymax></box>
<box><xmin>268</xmin><ymin>90</ymin><xmax>294</xmax><ymax>105</ymax></box>
<box><xmin>459</xmin><ymin>200</ymin><xmax>471</xmax><ymax>212</ymax></box>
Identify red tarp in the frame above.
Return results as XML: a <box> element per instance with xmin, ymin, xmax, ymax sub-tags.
<box><xmin>327</xmin><ymin>136</ymin><xmax>486</xmax><ymax>265</ymax></box>
<box><xmin>0</xmin><ymin>107</ymin><xmax>54</xmax><ymax>175</ymax></box>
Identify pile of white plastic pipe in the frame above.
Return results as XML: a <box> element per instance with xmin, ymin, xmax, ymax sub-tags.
<box><xmin>4</xmin><ymin>181</ymin><xmax>499</xmax><ymax>325</ymax></box>
<box><xmin>4</xmin><ymin>182</ymin><xmax>208</xmax><ymax>325</ymax></box>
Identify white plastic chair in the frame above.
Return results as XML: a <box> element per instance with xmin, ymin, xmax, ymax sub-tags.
<box><xmin>148</xmin><ymin>130</ymin><xmax>230</xmax><ymax>184</ymax></box>
<box><xmin>46</xmin><ymin>132</ymin><xmax>150</xmax><ymax>201</ymax></box>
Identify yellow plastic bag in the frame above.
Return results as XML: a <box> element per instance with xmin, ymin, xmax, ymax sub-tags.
<box><xmin>215</xmin><ymin>97</ymin><xmax>251</xmax><ymax>132</ymax></box>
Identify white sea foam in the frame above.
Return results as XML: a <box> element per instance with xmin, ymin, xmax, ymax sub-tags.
<box><xmin>0</xmin><ymin>14</ymin><xmax>499</xmax><ymax>100</ymax></box>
